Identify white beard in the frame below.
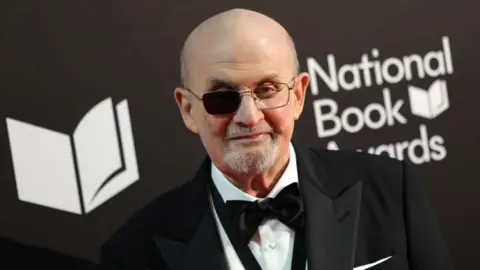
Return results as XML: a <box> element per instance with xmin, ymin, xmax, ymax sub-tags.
<box><xmin>223</xmin><ymin>138</ymin><xmax>279</xmax><ymax>174</ymax></box>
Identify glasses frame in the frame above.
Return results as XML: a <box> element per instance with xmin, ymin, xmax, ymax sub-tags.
<box><xmin>182</xmin><ymin>76</ymin><xmax>297</xmax><ymax>114</ymax></box>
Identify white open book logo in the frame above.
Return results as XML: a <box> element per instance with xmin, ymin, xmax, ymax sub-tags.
<box><xmin>408</xmin><ymin>79</ymin><xmax>450</xmax><ymax>119</ymax></box>
<box><xmin>6</xmin><ymin>98</ymin><xmax>139</xmax><ymax>214</ymax></box>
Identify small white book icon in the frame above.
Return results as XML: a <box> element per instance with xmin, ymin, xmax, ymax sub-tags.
<box><xmin>408</xmin><ymin>79</ymin><xmax>450</xmax><ymax>119</ymax></box>
<box><xmin>6</xmin><ymin>98</ymin><xmax>139</xmax><ymax>214</ymax></box>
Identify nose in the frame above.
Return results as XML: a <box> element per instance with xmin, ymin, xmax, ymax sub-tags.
<box><xmin>232</xmin><ymin>94</ymin><xmax>264</xmax><ymax>128</ymax></box>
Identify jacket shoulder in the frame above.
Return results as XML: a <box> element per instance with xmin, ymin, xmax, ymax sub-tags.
<box><xmin>312</xmin><ymin>148</ymin><xmax>404</xmax><ymax>171</ymax></box>
<box><xmin>307</xmin><ymin>148</ymin><xmax>406</xmax><ymax>187</ymax></box>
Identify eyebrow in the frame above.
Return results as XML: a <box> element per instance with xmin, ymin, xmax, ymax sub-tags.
<box><xmin>206</xmin><ymin>74</ymin><xmax>281</xmax><ymax>91</ymax></box>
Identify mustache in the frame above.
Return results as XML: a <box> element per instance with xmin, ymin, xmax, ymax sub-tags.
<box><xmin>225</xmin><ymin>126</ymin><xmax>275</xmax><ymax>139</ymax></box>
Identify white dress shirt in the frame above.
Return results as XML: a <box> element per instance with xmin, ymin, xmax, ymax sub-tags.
<box><xmin>210</xmin><ymin>142</ymin><xmax>303</xmax><ymax>270</ymax></box>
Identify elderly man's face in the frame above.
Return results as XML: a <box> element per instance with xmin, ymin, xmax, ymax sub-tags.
<box><xmin>176</xmin><ymin>29</ymin><xmax>309</xmax><ymax>176</ymax></box>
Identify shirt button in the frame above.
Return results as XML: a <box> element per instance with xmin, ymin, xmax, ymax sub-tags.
<box><xmin>268</xmin><ymin>242</ymin><xmax>277</xmax><ymax>249</ymax></box>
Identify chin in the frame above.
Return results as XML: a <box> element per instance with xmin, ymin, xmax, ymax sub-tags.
<box><xmin>223</xmin><ymin>140</ymin><xmax>279</xmax><ymax>174</ymax></box>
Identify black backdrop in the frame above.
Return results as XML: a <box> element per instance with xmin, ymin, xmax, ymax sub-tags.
<box><xmin>1</xmin><ymin>1</ymin><xmax>479</xmax><ymax>269</ymax></box>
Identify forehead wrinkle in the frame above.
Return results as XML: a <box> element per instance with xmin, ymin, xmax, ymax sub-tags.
<box><xmin>206</xmin><ymin>73</ymin><xmax>281</xmax><ymax>90</ymax></box>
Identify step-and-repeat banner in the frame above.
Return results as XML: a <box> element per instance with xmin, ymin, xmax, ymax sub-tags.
<box><xmin>1</xmin><ymin>1</ymin><xmax>478</xmax><ymax>269</ymax></box>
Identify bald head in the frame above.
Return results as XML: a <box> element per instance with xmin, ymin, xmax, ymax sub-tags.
<box><xmin>180</xmin><ymin>8</ymin><xmax>299</xmax><ymax>87</ymax></box>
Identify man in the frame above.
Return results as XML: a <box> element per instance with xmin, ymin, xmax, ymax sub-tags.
<box><xmin>101</xmin><ymin>8</ymin><xmax>453</xmax><ymax>270</ymax></box>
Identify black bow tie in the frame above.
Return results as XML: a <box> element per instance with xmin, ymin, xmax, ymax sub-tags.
<box><xmin>225</xmin><ymin>183</ymin><xmax>305</xmax><ymax>243</ymax></box>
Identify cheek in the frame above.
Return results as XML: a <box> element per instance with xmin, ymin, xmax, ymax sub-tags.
<box><xmin>200</xmin><ymin>113</ymin><xmax>230</xmax><ymax>140</ymax></box>
<box><xmin>264</xmin><ymin>107</ymin><xmax>295</xmax><ymax>136</ymax></box>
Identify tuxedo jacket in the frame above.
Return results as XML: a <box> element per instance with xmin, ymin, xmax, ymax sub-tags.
<box><xmin>0</xmin><ymin>237</ymin><xmax>100</xmax><ymax>270</ymax></box>
<box><xmin>100</xmin><ymin>145</ymin><xmax>454</xmax><ymax>270</ymax></box>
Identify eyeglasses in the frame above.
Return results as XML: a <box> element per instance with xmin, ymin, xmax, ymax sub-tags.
<box><xmin>183</xmin><ymin>77</ymin><xmax>296</xmax><ymax>115</ymax></box>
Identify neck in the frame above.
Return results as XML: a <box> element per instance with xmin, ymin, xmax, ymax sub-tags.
<box><xmin>223</xmin><ymin>152</ymin><xmax>290</xmax><ymax>198</ymax></box>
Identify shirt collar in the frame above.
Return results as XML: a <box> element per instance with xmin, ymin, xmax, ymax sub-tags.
<box><xmin>211</xmin><ymin>141</ymin><xmax>298</xmax><ymax>202</ymax></box>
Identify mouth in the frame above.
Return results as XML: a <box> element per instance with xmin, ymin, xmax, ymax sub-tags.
<box><xmin>229</xmin><ymin>132</ymin><xmax>271</xmax><ymax>141</ymax></box>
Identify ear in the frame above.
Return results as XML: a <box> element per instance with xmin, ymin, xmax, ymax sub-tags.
<box><xmin>174</xmin><ymin>87</ymin><xmax>200</xmax><ymax>134</ymax></box>
<box><xmin>291</xmin><ymin>72</ymin><xmax>310</xmax><ymax>120</ymax></box>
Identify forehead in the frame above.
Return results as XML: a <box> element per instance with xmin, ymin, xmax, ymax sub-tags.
<box><xmin>188</xmin><ymin>36</ymin><xmax>295</xmax><ymax>90</ymax></box>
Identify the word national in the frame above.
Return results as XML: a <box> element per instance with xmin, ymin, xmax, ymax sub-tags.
<box><xmin>307</xmin><ymin>36</ymin><xmax>453</xmax><ymax>94</ymax></box>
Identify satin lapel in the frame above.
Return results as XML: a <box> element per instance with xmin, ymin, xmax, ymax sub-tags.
<box><xmin>302</xmin><ymin>179</ymin><xmax>362</xmax><ymax>270</ymax></box>
<box><xmin>295</xmin><ymin>145</ymin><xmax>363</xmax><ymax>270</ymax></box>
<box><xmin>152</xmin><ymin>157</ymin><xmax>228</xmax><ymax>270</ymax></box>
<box><xmin>153</xmin><ymin>208</ymin><xmax>228</xmax><ymax>270</ymax></box>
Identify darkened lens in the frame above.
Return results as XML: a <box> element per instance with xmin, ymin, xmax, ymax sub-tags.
<box><xmin>202</xmin><ymin>91</ymin><xmax>241</xmax><ymax>115</ymax></box>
